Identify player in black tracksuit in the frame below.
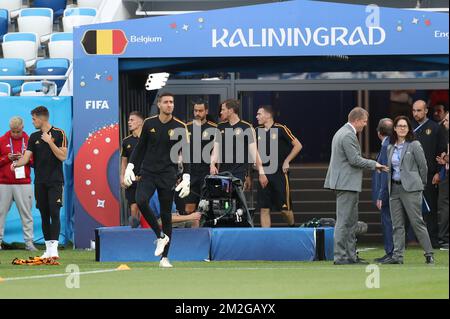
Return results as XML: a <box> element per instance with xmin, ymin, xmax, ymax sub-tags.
<box><xmin>120</xmin><ymin>111</ymin><xmax>144</xmax><ymax>227</ymax></box>
<box><xmin>13</xmin><ymin>106</ymin><xmax>67</xmax><ymax>259</ymax></box>
<box><xmin>125</xmin><ymin>93</ymin><xmax>190</xmax><ymax>267</ymax></box>
<box><xmin>255</xmin><ymin>105</ymin><xmax>302</xmax><ymax>228</ymax></box>
<box><xmin>184</xmin><ymin>101</ymin><xmax>217</xmax><ymax>217</ymax></box>
<box><xmin>210</xmin><ymin>99</ymin><xmax>267</xmax><ymax>191</ymax></box>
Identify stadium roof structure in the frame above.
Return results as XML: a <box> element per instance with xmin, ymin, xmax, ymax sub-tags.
<box><xmin>72</xmin><ymin>0</ymin><xmax>448</xmax><ymax>248</ymax></box>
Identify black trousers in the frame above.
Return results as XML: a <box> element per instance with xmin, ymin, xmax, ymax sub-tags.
<box><xmin>438</xmin><ymin>175</ymin><xmax>449</xmax><ymax>244</ymax></box>
<box><xmin>423</xmin><ymin>176</ymin><xmax>440</xmax><ymax>247</ymax></box>
<box><xmin>135</xmin><ymin>173</ymin><xmax>175</xmax><ymax>258</ymax></box>
<box><xmin>34</xmin><ymin>183</ymin><xmax>63</xmax><ymax>241</ymax></box>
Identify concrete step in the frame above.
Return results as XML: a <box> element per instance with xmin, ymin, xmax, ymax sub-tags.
<box><xmin>291</xmin><ymin>201</ymin><xmax>375</xmax><ymax>212</ymax></box>
<box><xmin>253</xmin><ymin>178</ymin><xmax>373</xmax><ymax>189</ymax></box>
<box><xmin>252</xmin><ymin>211</ymin><xmax>382</xmax><ymax>224</ymax></box>
<box><xmin>250</xmin><ymin>189</ymin><xmax>374</xmax><ymax>201</ymax></box>
<box><xmin>276</xmin><ymin>165</ymin><xmax>374</xmax><ymax>179</ymax></box>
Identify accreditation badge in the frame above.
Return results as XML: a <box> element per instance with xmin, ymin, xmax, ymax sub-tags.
<box><xmin>14</xmin><ymin>166</ymin><xmax>26</xmax><ymax>179</ymax></box>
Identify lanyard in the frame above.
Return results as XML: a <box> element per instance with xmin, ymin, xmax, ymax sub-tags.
<box><xmin>9</xmin><ymin>137</ymin><xmax>25</xmax><ymax>154</ymax></box>
<box><xmin>413</xmin><ymin>118</ymin><xmax>429</xmax><ymax>133</ymax></box>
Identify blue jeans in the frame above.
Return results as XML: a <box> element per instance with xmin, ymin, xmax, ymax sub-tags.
<box><xmin>381</xmin><ymin>204</ymin><xmax>394</xmax><ymax>256</ymax></box>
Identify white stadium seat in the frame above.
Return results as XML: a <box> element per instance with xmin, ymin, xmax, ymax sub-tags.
<box><xmin>2</xmin><ymin>33</ymin><xmax>39</xmax><ymax>68</ymax></box>
<box><xmin>20</xmin><ymin>81</ymin><xmax>57</xmax><ymax>96</ymax></box>
<box><xmin>0</xmin><ymin>0</ymin><xmax>22</xmax><ymax>19</ymax></box>
<box><xmin>0</xmin><ymin>82</ymin><xmax>11</xmax><ymax>96</ymax></box>
<box><xmin>63</xmin><ymin>7</ymin><xmax>97</xmax><ymax>33</ymax></box>
<box><xmin>77</xmin><ymin>0</ymin><xmax>103</xmax><ymax>9</ymax></box>
<box><xmin>48</xmin><ymin>32</ymin><xmax>73</xmax><ymax>60</ymax></box>
<box><xmin>18</xmin><ymin>8</ymin><xmax>54</xmax><ymax>43</ymax></box>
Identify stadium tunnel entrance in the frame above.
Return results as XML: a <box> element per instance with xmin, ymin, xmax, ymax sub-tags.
<box><xmin>73</xmin><ymin>0</ymin><xmax>448</xmax><ymax>247</ymax></box>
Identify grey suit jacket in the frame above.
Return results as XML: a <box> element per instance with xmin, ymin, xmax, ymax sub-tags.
<box><xmin>324</xmin><ymin>123</ymin><xmax>377</xmax><ymax>192</ymax></box>
<box><xmin>387</xmin><ymin>140</ymin><xmax>428</xmax><ymax>194</ymax></box>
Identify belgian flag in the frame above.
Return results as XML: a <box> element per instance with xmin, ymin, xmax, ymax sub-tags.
<box><xmin>82</xmin><ymin>30</ymin><xmax>128</xmax><ymax>55</ymax></box>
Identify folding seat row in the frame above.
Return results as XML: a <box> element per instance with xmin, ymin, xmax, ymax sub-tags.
<box><xmin>0</xmin><ymin>58</ymin><xmax>70</xmax><ymax>95</ymax></box>
<box><xmin>2</xmin><ymin>32</ymin><xmax>73</xmax><ymax>67</ymax></box>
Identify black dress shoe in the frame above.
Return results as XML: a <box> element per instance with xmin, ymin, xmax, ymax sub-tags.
<box><xmin>380</xmin><ymin>257</ymin><xmax>403</xmax><ymax>264</ymax></box>
<box><xmin>374</xmin><ymin>254</ymin><xmax>392</xmax><ymax>263</ymax></box>
<box><xmin>352</xmin><ymin>258</ymin><xmax>369</xmax><ymax>265</ymax></box>
<box><xmin>333</xmin><ymin>259</ymin><xmax>353</xmax><ymax>265</ymax></box>
<box><xmin>425</xmin><ymin>255</ymin><xmax>435</xmax><ymax>264</ymax></box>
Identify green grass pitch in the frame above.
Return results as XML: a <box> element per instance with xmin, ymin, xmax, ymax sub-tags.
<box><xmin>0</xmin><ymin>246</ymin><xmax>448</xmax><ymax>299</ymax></box>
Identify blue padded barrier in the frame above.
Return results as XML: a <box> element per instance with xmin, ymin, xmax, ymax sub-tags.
<box><xmin>96</xmin><ymin>227</ymin><xmax>211</xmax><ymax>262</ymax></box>
<box><xmin>211</xmin><ymin>228</ymin><xmax>316</xmax><ymax>261</ymax></box>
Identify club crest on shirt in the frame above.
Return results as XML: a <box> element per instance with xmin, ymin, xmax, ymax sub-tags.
<box><xmin>150</xmin><ymin>128</ymin><xmax>156</xmax><ymax>133</ymax></box>
<box><xmin>203</xmin><ymin>131</ymin><xmax>209</xmax><ymax>138</ymax></box>
<box><xmin>271</xmin><ymin>133</ymin><xmax>277</xmax><ymax>140</ymax></box>
<box><xmin>235</xmin><ymin>128</ymin><xmax>242</xmax><ymax>135</ymax></box>
<box><xmin>168</xmin><ymin>129</ymin><xmax>174</xmax><ymax>137</ymax></box>
<box><xmin>425</xmin><ymin>129</ymin><xmax>432</xmax><ymax>135</ymax></box>
<box><xmin>127</xmin><ymin>144</ymin><xmax>131</xmax><ymax>149</ymax></box>
<box><xmin>35</xmin><ymin>140</ymin><xmax>40</xmax><ymax>144</ymax></box>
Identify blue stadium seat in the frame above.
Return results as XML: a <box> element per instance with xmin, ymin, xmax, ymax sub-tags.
<box><xmin>0</xmin><ymin>0</ymin><xmax>22</xmax><ymax>19</ymax></box>
<box><xmin>0</xmin><ymin>82</ymin><xmax>11</xmax><ymax>96</ymax></box>
<box><xmin>0</xmin><ymin>9</ymin><xmax>8</xmax><ymax>43</ymax></box>
<box><xmin>32</xmin><ymin>0</ymin><xmax>67</xmax><ymax>21</ymax></box>
<box><xmin>20</xmin><ymin>81</ymin><xmax>58</xmax><ymax>96</ymax></box>
<box><xmin>0</xmin><ymin>58</ymin><xmax>26</xmax><ymax>95</ymax></box>
<box><xmin>63</xmin><ymin>7</ymin><xmax>97</xmax><ymax>32</ymax></box>
<box><xmin>34</xmin><ymin>58</ymin><xmax>70</xmax><ymax>93</ymax></box>
<box><xmin>48</xmin><ymin>32</ymin><xmax>73</xmax><ymax>60</ymax></box>
<box><xmin>2</xmin><ymin>33</ymin><xmax>39</xmax><ymax>68</ymax></box>
<box><xmin>18</xmin><ymin>8</ymin><xmax>53</xmax><ymax>42</ymax></box>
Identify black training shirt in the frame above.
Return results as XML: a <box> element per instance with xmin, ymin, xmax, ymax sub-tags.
<box><xmin>27</xmin><ymin>126</ymin><xmax>67</xmax><ymax>184</ymax></box>
<box><xmin>187</xmin><ymin>120</ymin><xmax>217</xmax><ymax>177</ymax></box>
<box><xmin>256</xmin><ymin>123</ymin><xmax>296</xmax><ymax>170</ymax></box>
<box><xmin>215</xmin><ymin>120</ymin><xmax>255</xmax><ymax>176</ymax></box>
<box><xmin>130</xmin><ymin>115</ymin><xmax>189</xmax><ymax>176</ymax></box>
<box><xmin>121</xmin><ymin>134</ymin><xmax>139</xmax><ymax>159</ymax></box>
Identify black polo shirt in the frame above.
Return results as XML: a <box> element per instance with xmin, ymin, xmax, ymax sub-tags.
<box><xmin>121</xmin><ymin>134</ymin><xmax>139</xmax><ymax>159</ymax></box>
<box><xmin>129</xmin><ymin>115</ymin><xmax>189</xmax><ymax>176</ymax></box>
<box><xmin>27</xmin><ymin>126</ymin><xmax>67</xmax><ymax>184</ymax></box>
<box><xmin>256</xmin><ymin>123</ymin><xmax>296</xmax><ymax>170</ymax></box>
<box><xmin>215</xmin><ymin>120</ymin><xmax>255</xmax><ymax>177</ymax></box>
<box><xmin>187</xmin><ymin>120</ymin><xmax>217</xmax><ymax>178</ymax></box>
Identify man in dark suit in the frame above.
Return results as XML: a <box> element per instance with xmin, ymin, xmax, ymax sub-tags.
<box><xmin>411</xmin><ymin>100</ymin><xmax>447</xmax><ymax>248</ymax></box>
<box><xmin>372</xmin><ymin>118</ymin><xmax>394</xmax><ymax>262</ymax></box>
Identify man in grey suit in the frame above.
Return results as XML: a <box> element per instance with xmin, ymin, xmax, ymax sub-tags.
<box><xmin>325</xmin><ymin>107</ymin><xmax>388</xmax><ymax>265</ymax></box>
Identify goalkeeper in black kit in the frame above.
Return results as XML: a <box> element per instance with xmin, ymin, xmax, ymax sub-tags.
<box><xmin>123</xmin><ymin>92</ymin><xmax>190</xmax><ymax>268</ymax></box>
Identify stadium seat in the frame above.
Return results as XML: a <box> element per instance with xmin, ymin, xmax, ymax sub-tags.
<box><xmin>63</xmin><ymin>7</ymin><xmax>97</xmax><ymax>33</ymax></box>
<box><xmin>20</xmin><ymin>81</ymin><xmax>57</xmax><ymax>96</ymax></box>
<box><xmin>32</xmin><ymin>0</ymin><xmax>67</xmax><ymax>21</ymax></box>
<box><xmin>0</xmin><ymin>9</ymin><xmax>8</xmax><ymax>43</ymax></box>
<box><xmin>34</xmin><ymin>58</ymin><xmax>70</xmax><ymax>93</ymax></box>
<box><xmin>48</xmin><ymin>32</ymin><xmax>73</xmax><ymax>60</ymax></box>
<box><xmin>2</xmin><ymin>33</ymin><xmax>39</xmax><ymax>68</ymax></box>
<box><xmin>0</xmin><ymin>82</ymin><xmax>11</xmax><ymax>96</ymax></box>
<box><xmin>77</xmin><ymin>0</ymin><xmax>103</xmax><ymax>9</ymax></box>
<box><xmin>0</xmin><ymin>0</ymin><xmax>21</xmax><ymax>19</ymax></box>
<box><xmin>18</xmin><ymin>8</ymin><xmax>53</xmax><ymax>43</ymax></box>
<box><xmin>0</xmin><ymin>58</ymin><xmax>26</xmax><ymax>95</ymax></box>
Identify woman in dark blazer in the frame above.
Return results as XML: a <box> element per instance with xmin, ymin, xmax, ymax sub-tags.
<box><xmin>382</xmin><ymin>116</ymin><xmax>434</xmax><ymax>264</ymax></box>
